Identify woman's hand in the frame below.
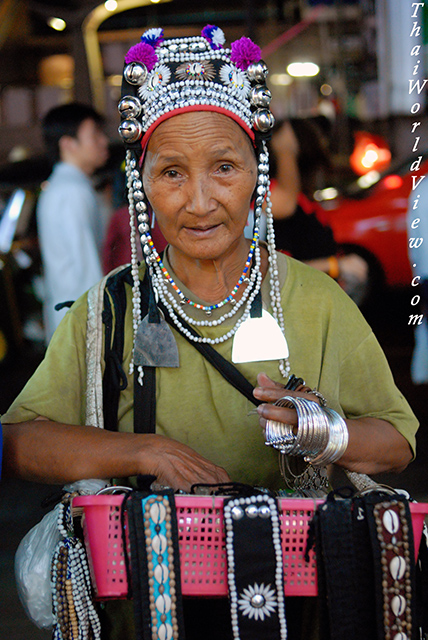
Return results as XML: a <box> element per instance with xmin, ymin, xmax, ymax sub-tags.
<box><xmin>253</xmin><ymin>372</ymin><xmax>322</xmax><ymax>432</ymax></box>
<box><xmin>140</xmin><ymin>434</ymin><xmax>230</xmax><ymax>492</ymax></box>
<box><xmin>252</xmin><ymin>373</ymin><xmax>413</xmax><ymax>475</ymax></box>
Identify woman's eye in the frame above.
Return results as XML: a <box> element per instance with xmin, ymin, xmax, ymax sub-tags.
<box><xmin>164</xmin><ymin>169</ymin><xmax>179</xmax><ymax>178</ymax></box>
<box><xmin>218</xmin><ymin>164</ymin><xmax>233</xmax><ymax>173</ymax></box>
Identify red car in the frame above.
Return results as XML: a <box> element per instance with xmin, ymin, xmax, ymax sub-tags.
<box><xmin>317</xmin><ymin>153</ymin><xmax>428</xmax><ymax>290</ymax></box>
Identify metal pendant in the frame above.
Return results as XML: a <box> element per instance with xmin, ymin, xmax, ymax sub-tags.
<box><xmin>231</xmin><ymin>309</ymin><xmax>289</xmax><ymax>363</ymax></box>
<box><xmin>134</xmin><ymin>314</ymin><xmax>180</xmax><ymax>368</ymax></box>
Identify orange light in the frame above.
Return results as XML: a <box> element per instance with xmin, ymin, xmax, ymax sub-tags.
<box><xmin>350</xmin><ymin>131</ymin><xmax>392</xmax><ymax>176</ymax></box>
<box><xmin>383</xmin><ymin>174</ymin><xmax>403</xmax><ymax>190</ymax></box>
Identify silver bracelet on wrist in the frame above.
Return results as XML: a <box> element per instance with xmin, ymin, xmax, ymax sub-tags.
<box><xmin>264</xmin><ymin>394</ymin><xmax>349</xmax><ymax>468</ymax></box>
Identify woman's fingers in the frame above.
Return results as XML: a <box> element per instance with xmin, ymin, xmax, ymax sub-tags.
<box><xmin>254</xmin><ymin>386</ymin><xmax>288</xmax><ymax>403</ymax></box>
<box><xmin>256</xmin><ymin>372</ymin><xmax>285</xmax><ymax>389</ymax></box>
<box><xmin>254</xmin><ymin>376</ymin><xmax>325</xmax><ymax>433</ymax></box>
<box><xmin>257</xmin><ymin>403</ymin><xmax>298</xmax><ymax>427</ymax></box>
<box><xmin>143</xmin><ymin>435</ymin><xmax>230</xmax><ymax>492</ymax></box>
<box><xmin>254</xmin><ymin>376</ymin><xmax>323</xmax><ymax>407</ymax></box>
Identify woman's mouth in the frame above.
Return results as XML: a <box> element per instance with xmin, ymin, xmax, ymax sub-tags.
<box><xmin>184</xmin><ymin>224</ymin><xmax>221</xmax><ymax>237</ymax></box>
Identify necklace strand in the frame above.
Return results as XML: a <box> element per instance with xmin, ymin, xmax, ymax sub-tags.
<box><xmin>151</xmin><ymin>246</ymin><xmax>260</xmax><ymax>328</ymax></box>
<box><xmin>156</xmin><ymin>266</ymin><xmax>263</xmax><ymax>344</ymax></box>
<box><xmin>150</xmin><ymin>232</ymin><xmax>259</xmax><ymax>314</ymax></box>
<box><xmin>264</xmin><ymin>189</ymin><xmax>289</xmax><ymax>378</ymax></box>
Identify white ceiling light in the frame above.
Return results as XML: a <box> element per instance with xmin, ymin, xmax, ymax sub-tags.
<box><xmin>47</xmin><ymin>17</ymin><xmax>66</xmax><ymax>31</ymax></box>
<box><xmin>286</xmin><ymin>62</ymin><xmax>320</xmax><ymax>78</ymax></box>
<box><xmin>104</xmin><ymin>0</ymin><xmax>118</xmax><ymax>10</ymax></box>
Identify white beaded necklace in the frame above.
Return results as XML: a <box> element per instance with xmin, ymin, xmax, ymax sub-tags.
<box><xmin>51</xmin><ymin>501</ymin><xmax>102</xmax><ymax>640</ymax></box>
<box><xmin>150</xmin><ymin>237</ymin><xmax>262</xmax><ymax>327</ymax></box>
<box><xmin>153</xmin><ymin>262</ymin><xmax>263</xmax><ymax>345</ymax></box>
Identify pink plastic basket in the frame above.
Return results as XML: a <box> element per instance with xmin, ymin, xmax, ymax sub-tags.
<box><xmin>72</xmin><ymin>494</ymin><xmax>428</xmax><ymax>600</ymax></box>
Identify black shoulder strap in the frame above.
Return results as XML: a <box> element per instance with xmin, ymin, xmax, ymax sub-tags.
<box><xmin>159</xmin><ymin>301</ymin><xmax>260</xmax><ymax>406</ymax></box>
<box><xmin>102</xmin><ymin>267</ymin><xmax>262</xmax><ymax>436</ymax></box>
<box><xmin>132</xmin><ymin>269</ymin><xmax>156</xmax><ymax>435</ymax></box>
<box><xmin>103</xmin><ymin>266</ymin><xmax>155</xmax><ymax>434</ymax></box>
<box><xmin>102</xmin><ymin>266</ymin><xmax>132</xmax><ymax>432</ymax></box>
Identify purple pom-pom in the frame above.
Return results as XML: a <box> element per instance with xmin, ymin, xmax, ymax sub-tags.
<box><xmin>230</xmin><ymin>37</ymin><xmax>261</xmax><ymax>71</ymax></box>
<box><xmin>140</xmin><ymin>28</ymin><xmax>164</xmax><ymax>48</ymax></box>
<box><xmin>124</xmin><ymin>42</ymin><xmax>158</xmax><ymax>71</ymax></box>
<box><xmin>201</xmin><ymin>24</ymin><xmax>225</xmax><ymax>50</ymax></box>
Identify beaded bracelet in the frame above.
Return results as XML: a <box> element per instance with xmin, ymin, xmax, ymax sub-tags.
<box><xmin>51</xmin><ymin>501</ymin><xmax>101</xmax><ymax>640</ymax></box>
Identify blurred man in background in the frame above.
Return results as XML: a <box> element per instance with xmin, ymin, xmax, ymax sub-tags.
<box><xmin>37</xmin><ymin>102</ymin><xmax>109</xmax><ymax>342</ymax></box>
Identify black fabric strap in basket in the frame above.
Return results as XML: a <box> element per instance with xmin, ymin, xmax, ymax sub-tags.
<box><xmin>363</xmin><ymin>493</ymin><xmax>417</xmax><ymax>640</ymax></box>
<box><xmin>311</xmin><ymin>491</ymin><xmax>418</xmax><ymax>640</ymax></box>
<box><xmin>415</xmin><ymin>527</ymin><xmax>428</xmax><ymax>634</ymax></box>
<box><xmin>126</xmin><ymin>488</ymin><xmax>186</xmax><ymax>640</ymax></box>
<box><xmin>223</xmin><ymin>493</ymin><xmax>287</xmax><ymax>640</ymax></box>
<box><xmin>312</xmin><ymin>495</ymin><xmax>374</xmax><ymax>640</ymax></box>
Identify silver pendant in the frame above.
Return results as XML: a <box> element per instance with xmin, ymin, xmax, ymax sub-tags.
<box><xmin>280</xmin><ymin>455</ymin><xmax>329</xmax><ymax>496</ymax></box>
<box><xmin>231</xmin><ymin>310</ymin><xmax>289</xmax><ymax>363</ymax></box>
<box><xmin>134</xmin><ymin>314</ymin><xmax>179</xmax><ymax>368</ymax></box>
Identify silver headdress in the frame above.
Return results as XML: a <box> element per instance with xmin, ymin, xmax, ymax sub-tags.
<box><xmin>118</xmin><ymin>26</ymin><xmax>290</xmax><ymax>379</ymax></box>
<box><xmin>118</xmin><ymin>25</ymin><xmax>274</xmax><ymax>149</ymax></box>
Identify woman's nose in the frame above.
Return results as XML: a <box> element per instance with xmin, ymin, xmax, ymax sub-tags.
<box><xmin>185</xmin><ymin>177</ymin><xmax>214</xmax><ymax>215</ymax></box>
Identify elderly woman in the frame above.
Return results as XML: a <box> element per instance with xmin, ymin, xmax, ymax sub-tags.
<box><xmin>2</xmin><ymin>26</ymin><xmax>417</xmax><ymax>640</ymax></box>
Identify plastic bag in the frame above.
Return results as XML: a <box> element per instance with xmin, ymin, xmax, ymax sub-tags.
<box><xmin>14</xmin><ymin>503</ymin><xmax>61</xmax><ymax>629</ymax></box>
<box><xmin>14</xmin><ymin>478</ymin><xmax>108</xmax><ymax>629</ymax></box>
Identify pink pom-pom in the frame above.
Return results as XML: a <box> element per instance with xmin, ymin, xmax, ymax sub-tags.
<box><xmin>125</xmin><ymin>42</ymin><xmax>158</xmax><ymax>71</ymax></box>
<box><xmin>230</xmin><ymin>37</ymin><xmax>261</xmax><ymax>71</ymax></box>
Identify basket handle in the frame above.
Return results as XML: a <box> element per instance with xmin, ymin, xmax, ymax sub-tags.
<box><xmin>120</xmin><ymin>492</ymin><xmax>134</xmax><ymax>599</ymax></box>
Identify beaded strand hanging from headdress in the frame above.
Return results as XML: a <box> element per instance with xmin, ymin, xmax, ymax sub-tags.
<box><xmin>118</xmin><ymin>25</ymin><xmax>290</xmax><ymax>380</ymax></box>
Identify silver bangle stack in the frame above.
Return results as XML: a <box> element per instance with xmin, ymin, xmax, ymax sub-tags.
<box><xmin>265</xmin><ymin>395</ymin><xmax>349</xmax><ymax>467</ymax></box>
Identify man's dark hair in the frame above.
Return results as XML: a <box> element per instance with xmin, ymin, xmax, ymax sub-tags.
<box><xmin>42</xmin><ymin>102</ymin><xmax>104</xmax><ymax>164</ymax></box>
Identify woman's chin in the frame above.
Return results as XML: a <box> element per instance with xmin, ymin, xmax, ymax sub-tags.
<box><xmin>169</xmin><ymin>229</ymin><xmax>249</xmax><ymax>263</ymax></box>
<box><xmin>171</xmin><ymin>236</ymin><xmax>231</xmax><ymax>262</ymax></box>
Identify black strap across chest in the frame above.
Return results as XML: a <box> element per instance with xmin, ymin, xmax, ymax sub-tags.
<box><xmin>102</xmin><ymin>266</ymin><xmax>261</xmax><ymax>435</ymax></box>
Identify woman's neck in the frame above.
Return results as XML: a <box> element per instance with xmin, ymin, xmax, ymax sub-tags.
<box><xmin>166</xmin><ymin>240</ymin><xmax>268</xmax><ymax>304</ymax></box>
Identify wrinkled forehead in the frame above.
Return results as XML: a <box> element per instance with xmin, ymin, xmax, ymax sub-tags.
<box><xmin>141</xmin><ymin>110</ymin><xmax>257</xmax><ymax>167</ymax></box>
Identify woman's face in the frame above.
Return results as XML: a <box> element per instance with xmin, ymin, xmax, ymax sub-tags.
<box><xmin>142</xmin><ymin>111</ymin><xmax>257</xmax><ymax>262</ymax></box>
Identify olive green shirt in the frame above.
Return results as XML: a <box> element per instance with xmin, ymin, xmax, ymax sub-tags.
<box><xmin>2</xmin><ymin>253</ymin><xmax>418</xmax><ymax>490</ymax></box>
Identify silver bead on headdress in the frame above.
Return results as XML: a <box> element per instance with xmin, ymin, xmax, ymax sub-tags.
<box><xmin>118</xmin><ymin>25</ymin><xmax>290</xmax><ymax>380</ymax></box>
